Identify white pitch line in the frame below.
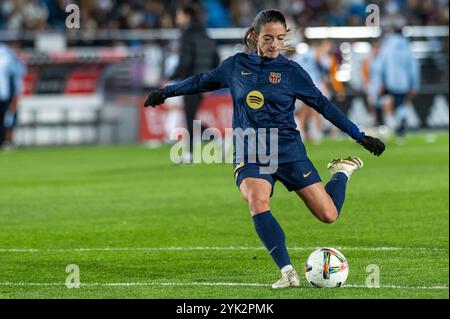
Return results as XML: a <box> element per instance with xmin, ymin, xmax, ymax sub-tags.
<box><xmin>0</xmin><ymin>246</ymin><xmax>448</xmax><ymax>253</ymax></box>
<box><xmin>0</xmin><ymin>281</ymin><xmax>447</xmax><ymax>290</ymax></box>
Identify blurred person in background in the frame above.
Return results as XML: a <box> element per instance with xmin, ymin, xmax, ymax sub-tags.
<box><xmin>360</xmin><ymin>40</ymin><xmax>390</xmax><ymax>135</ymax></box>
<box><xmin>162</xmin><ymin>40</ymin><xmax>184</xmax><ymax>145</ymax></box>
<box><xmin>229</xmin><ymin>0</ymin><xmax>255</xmax><ymax>27</ymax></box>
<box><xmin>375</xmin><ymin>22</ymin><xmax>421</xmax><ymax>143</ymax></box>
<box><xmin>0</xmin><ymin>41</ymin><xmax>26</xmax><ymax>149</ymax></box>
<box><xmin>291</xmin><ymin>39</ymin><xmax>334</xmax><ymax>144</ymax></box>
<box><xmin>323</xmin><ymin>40</ymin><xmax>346</xmax><ymax>139</ymax></box>
<box><xmin>169</xmin><ymin>3</ymin><xmax>220</xmax><ymax>163</ymax></box>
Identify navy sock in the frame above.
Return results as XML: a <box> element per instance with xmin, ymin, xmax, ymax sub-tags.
<box><xmin>325</xmin><ymin>172</ymin><xmax>348</xmax><ymax>214</ymax></box>
<box><xmin>252</xmin><ymin>211</ymin><xmax>291</xmax><ymax>269</ymax></box>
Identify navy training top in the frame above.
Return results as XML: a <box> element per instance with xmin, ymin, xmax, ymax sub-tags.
<box><xmin>163</xmin><ymin>51</ymin><xmax>364</xmax><ymax>166</ymax></box>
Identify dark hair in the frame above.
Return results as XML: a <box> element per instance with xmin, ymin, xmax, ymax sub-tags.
<box><xmin>243</xmin><ymin>9</ymin><xmax>288</xmax><ymax>51</ymax></box>
<box><xmin>181</xmin><ymin>3</ymin><xmax>203</xmax><ymax>23</ymax></box>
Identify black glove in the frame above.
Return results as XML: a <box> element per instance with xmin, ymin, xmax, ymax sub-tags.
<box><xmin>144</xmin><ymin>89</ymin><xmax>166</xmax><ymax>108</ymax></box>
<box><xmin>357</xmin><ymin>135</ymin><xmax>385</xmax><ymax>156</ymax></box>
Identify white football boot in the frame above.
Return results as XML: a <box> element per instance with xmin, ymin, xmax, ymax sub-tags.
<box><xmin>271</xmin><ymin>268</ymin><xmax>300</xmax><ymax>289</ymax></box>
<box><xmin>327</xmin><ymin>156</ymin><xmax>364</xmax><ymax>180</ymax></box>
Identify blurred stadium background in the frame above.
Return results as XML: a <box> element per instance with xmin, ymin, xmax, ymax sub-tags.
<box><xmin>0</xmin><ymin>0</ymin><xmax>448</xmax><ymax>147</ymax></box>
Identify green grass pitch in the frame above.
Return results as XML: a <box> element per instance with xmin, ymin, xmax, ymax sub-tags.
<box><xmin>0</xmin><ymin>132</ymin><xmax>448</xmax><ymax>299</ymax></box>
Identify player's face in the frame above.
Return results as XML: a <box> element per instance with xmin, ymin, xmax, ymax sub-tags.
<box><xmin>254</xmin><ymin>22</ymin><xmax>286</xmax><ymax>59</ymax></box>
<box><xmin>175</xmin><ymin>10</ymin><xmax>189</xmax><ymax>27</ymax></box>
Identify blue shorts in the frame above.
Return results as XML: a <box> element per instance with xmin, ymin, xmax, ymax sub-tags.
<box><xmin>234</xmin><ymin>159</ymin><xmax>322</xmax><ymax>195</ymax></box>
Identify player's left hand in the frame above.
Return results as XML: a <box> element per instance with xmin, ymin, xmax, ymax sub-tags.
<box><xmin>357</xmin><ymin>135</ymin><xmax>385</xmax><ymax>156</ymax></box>
<box><xmin>144</xmin><ymin>89</ymin><xmax>166</xmax><ymax>108</ymax></box>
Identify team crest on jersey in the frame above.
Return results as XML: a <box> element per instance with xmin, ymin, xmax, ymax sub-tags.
<box><xmin>269</xmin><ymin>72</ymin><xmax>281</xmax><ymax>84</ymax></box>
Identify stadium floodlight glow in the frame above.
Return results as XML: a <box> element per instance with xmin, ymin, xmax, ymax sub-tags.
<box><xmin>352</xmin><ymin>42</ymin><xmax>372</xmax><ymax>54</ymax></box>
<box><xmin>335</xmin><ymin>68</ymin><xmax>352</xmax><ymax>82</ymax></box>
<box><xmin>335</xmin><ymin>63</ymin><xmax>352</xmax><ymax>83</ymax></box>
<box><xmin>305</xmin><ymin>26</ymin><xmax>381</xmax><ymax>39</ymax></box>
<box><xmin>411</xmin><ymin>41</ymin><xmax>444</xmax><ymax>53</ymax></box>
<box><xmin>205</xmin><ymin>28</ymin><xmax>248</xmax><ymax>39</ymax></box>
<box><xmin>402</xmin><ymin>26</ymin><xmax>449</xmax><ymax>38</ymax></box>
<box><xmin>339</xmin><ymin>42</ymin><xmax>352</xmax><ymax>54</ymax></box>
<box><xmin>295</xmin><ymin>43</ymin><xmax>309</xmax><ymax>55</ymax></box>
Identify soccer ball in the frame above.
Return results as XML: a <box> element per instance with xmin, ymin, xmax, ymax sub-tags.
<box><xmin>304</xmin><ymin>247</ymin><xmax>349</xmax><ymax>288</ymax></box>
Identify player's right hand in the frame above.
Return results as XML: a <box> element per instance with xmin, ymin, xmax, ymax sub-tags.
<box><xmin>144</xmin><ymin>89</ymin><xmax>166</xmax><ymax>108</ymax></box>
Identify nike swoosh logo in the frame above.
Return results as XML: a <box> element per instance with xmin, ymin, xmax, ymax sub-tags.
<box><xmin>241</xmin><ymin>71</ymin><xmax>252</xmax><ymax>76</ymax></box>
<box><xmin>303</xmin><ymin>171</ymin><xmax>312</xmax><ymax>178</ymax></box>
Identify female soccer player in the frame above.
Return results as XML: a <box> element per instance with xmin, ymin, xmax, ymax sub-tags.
<box><xmin>144</xmin><ymin>9</ymin><xmax>385</xmax><ymax>288</ymax></box>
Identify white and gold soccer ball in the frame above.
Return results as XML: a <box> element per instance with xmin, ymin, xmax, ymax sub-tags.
<box><xmin>304</xmin><ymin>247</ymin><xmax>349</xmax><ymax>288</ymax></box>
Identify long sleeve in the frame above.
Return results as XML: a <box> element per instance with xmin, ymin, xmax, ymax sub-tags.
<box><xmin>163</xmin><ymin>55</ymin><xmax>234</xmax><ymax>97</ymax></box>
<box><xmin>291</xmin><ymin>63</ymin><xmax>364</xmax><ymax>141</ymax></box>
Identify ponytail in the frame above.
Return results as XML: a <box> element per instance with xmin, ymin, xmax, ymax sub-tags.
<box><xmin>243</xmin><ymin>25</ymin><xmax>257</xmax><ymax>51</ymax></box>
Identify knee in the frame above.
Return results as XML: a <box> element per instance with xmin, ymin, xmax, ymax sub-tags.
<box><xmin>319</xmin><ymin>210</ymin><xmax>339</xmax><ymax>224</ymax></box>
<box><xmin>247</xmin><ymin>194</ymin><xmax>270</xmax><ymax>215</ymax></box>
